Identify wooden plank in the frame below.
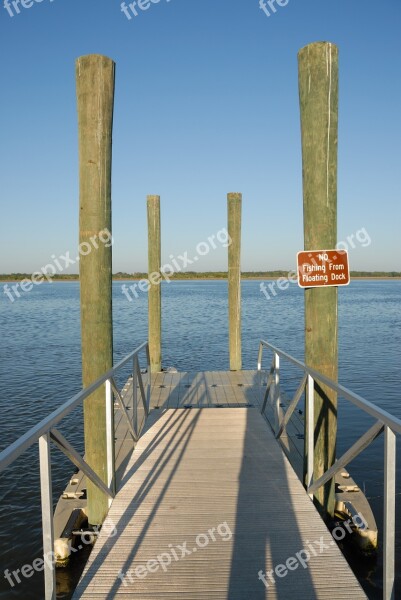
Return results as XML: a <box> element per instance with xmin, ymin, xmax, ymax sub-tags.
<box><xmin>172</xmin><ymin>372</ymin><xmax>188</xmax><ymax>408</ymax></box>
<box><xmin>203</xmin><ymin>372</ymin><xmax>218</xmax><ymax>406</ymax></box>
<box><xmin>149</xmin><ymin>372</ymin><xmax>164</xmax><ymax>409</ymax></box>
<box><xmin>73</xmin><ymin>407</ymin><xmax>366</xmax><ymax>599</ymax></box>
<box><xmin>156</xmin><ymin>372</ymin><xmax>171</xmax><ymax>410</ymax></box>
<box><xmin>211</xmin><ymin>371</ymin><xmax>229</xmax><ymax>406</ymax></box>
<box><xmin>219</xmin><ymin>371</ymin><xmax>238</xmax><ymax>406</ymax></box>
<box><xmin>156</xmin><ymin>371</ymin><xmax>263</xmax><ymax>409</ymax></box>
<box><xmin>198</xmin><ymin>372</ymin><xmax>210</xmax><ymax>407</ymax></box>
<box><xmin>177</xmin><ymin>372</ymin><xmax>198</xmax><ymax>407</ymax></box>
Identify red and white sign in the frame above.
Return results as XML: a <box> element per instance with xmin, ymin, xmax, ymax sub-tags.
<box><xmin>297</xmin><ymin>249</ymin><xmax>350</xmax><ymax>288</ymax></box>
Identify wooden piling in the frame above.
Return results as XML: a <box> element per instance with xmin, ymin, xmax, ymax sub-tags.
<box><xmin>298</xmin><ymin>42</ymin><xmax>339</xmax><ymax>519</ymax></box>
<box><xmin>227</xmin><ymin>193</ymin><xmax>242</xmax><ymax>371</ymax></box>
<box><xmin>76</xmin><ymin>54</ymin><xmax>115</xmax><ymax>526</ymax></box>
<box><xmin>147</xmin><ymin>195</ymin><xmax>161</xmax><ymax>373</ymax></box>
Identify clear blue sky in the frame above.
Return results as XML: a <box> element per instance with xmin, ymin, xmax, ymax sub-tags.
<box><xmin>1</xmin><ymin>0</ymin><xmax>400</xmax><ymax>273</ymax></box>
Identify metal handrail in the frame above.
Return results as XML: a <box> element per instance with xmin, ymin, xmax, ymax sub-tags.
<box><xmin>257</xmin><ymin>339</ymin><xmax>398</xmax><ymax>600</ymax></box>
<box><xmin>0</xmin><ymin>341</ymin><xmax>151</xmax><ymax>600</ymax></box>
<box><xmin>258</xmin><ymin>340</ymin><xmax>401</xmax><ymax>435</ymax></box>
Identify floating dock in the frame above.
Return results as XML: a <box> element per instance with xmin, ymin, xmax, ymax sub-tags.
<box><xmin>72</xmin><ymin>371</ymin><xmax>367</xmax><ymax>599</ymax></box>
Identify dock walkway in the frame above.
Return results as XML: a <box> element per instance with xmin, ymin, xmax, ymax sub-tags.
<box><xmin>73</xmin><ymin>371</ymin><xmax>366</xmax><ymax>599</ymax></box>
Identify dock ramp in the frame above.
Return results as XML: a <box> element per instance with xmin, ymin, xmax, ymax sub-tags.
<box><xmin>73</xmin><ymin>406</ymin><xmax>366</xmax><ymax>599</ymax></box>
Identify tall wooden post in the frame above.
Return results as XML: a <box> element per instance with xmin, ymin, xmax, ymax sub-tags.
<box><xmin>298</xmin><ymin>42</ymin><xmax>339</xmax><ymax>519</ymax></box>
<box><xmin>227</xmin><ymin>192</ymin><xmax>242</xmax><ymax>371</ymax></box>
<box><xmin>76</xmin><ymin>54</ymin><xmax>115</xmax><ymax>526</ymax></box>
<box><xmin>147</xmin><ymin>195</ymin><xmax>161</xmax><ymax>373</ymax></box>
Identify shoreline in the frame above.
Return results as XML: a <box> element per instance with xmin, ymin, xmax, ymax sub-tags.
<box><xmin>1</xmin><ymin>276</ymin><xmax>400</xmax><ymax>283</ymax></box>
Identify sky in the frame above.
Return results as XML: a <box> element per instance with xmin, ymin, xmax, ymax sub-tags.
<box><xmin>0</xmin><ymin>0</ymin><xmax>400</xmax><ymax>273</ymax></box>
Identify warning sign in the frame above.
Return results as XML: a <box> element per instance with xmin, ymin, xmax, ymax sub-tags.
<box><xmin>297</xmin><ymin>250</ymin><xmax>350</xmax><ymax>288</ymax></box>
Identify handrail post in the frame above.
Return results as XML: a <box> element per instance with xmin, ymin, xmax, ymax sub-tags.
<box><xmin>133</xmin><ymin>356</ymin><xmax>138</xmax><ymax>437</ymax></box>
<box><xmin>257</xmin><ymin>343</ymin><xmax>263</xmax><ymax>405</ymax></box>
<box><xmin>384</xmin><ymin>426</ymin><xmax>396</xmax><ymax>600</ymax></box>
<box><xmin>146</xmin><ymin>344</ymin><xmax>151</xmax><ymax>413</ymax></box>
<box><xmin>257</xmin><ymin>342</ymin><xmax>263</xmax><ymax>372</ymax></box>
<box><xmin>260</xmin><ymin>352</ymin><xmax>275</xmax><ymax>415</ymax></box>
<box><xmin>105</xmin><ymin>379</ymin><xmax>116</xmax><ymax>502</ymax></box>
<box><xmin>306</xmin><ymin>374</ymin><xmax>314</xmax><ymax>499</ymax></box>
<box><xmin>274</xmin><ymin>352</ymin><xmax>280</xmax><ymax>433</ymax></box>
<box><xmin>39</xmin><ymin>433</ymin><xmax>56</xmax><ymax>600</ymax></box>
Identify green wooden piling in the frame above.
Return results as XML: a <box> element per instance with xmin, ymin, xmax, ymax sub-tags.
<box><xmin>147</xmin><ymin>195</ymin><xmax>161</xmax><ymax>373</ymax></box>
<box><xmin>76</xmin><ymin>54</ymin><xmax>115</xmax><ymax>526</ymax></box>
<box><xmin>228</xmin><ymin>193</ymin><xmax>242</xmax><ymax>371</ymax></box>
<box><xmin>298</xmin><ymin>41</ymin><xmax>339</xmax><ymax>519</ymax></box>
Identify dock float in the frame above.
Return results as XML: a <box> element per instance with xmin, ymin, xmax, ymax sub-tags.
<box><xmin>73</xmin><ymin>374</ymin><xmax>366</xmax><ymax>599</ymax></box>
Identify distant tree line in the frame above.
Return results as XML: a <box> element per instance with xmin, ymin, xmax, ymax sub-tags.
<box><xmin>1</xmin><ymin>271</ymin><xmax>401</xmax><ymax>281</ymax></box>
<box><xmin>0</xmin><ymin>273</ymin><xmax>79</xmax><ymax>281</ymax></box>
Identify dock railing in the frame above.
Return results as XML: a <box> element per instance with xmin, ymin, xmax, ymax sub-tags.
<box><xmin>257</xmin><ymin>339</ymin><xmax>401</xmax><ymax>600</ymax></box>
<box><xmin>0</xmin><ymin>341</ymin><xmax>151</xmax><ymax>600</ymax></box>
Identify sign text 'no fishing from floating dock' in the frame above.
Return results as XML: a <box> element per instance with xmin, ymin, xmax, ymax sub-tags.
<box><xmin>297</xmin><ymin>249</ymin><xmax>350</xmax><ymax>288</ymax></box>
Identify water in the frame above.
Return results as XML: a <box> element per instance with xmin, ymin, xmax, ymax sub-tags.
<box><xmin>0</xmin><ymin>280</ymin><xmax>400</xmax><ymax>599</ymax></box>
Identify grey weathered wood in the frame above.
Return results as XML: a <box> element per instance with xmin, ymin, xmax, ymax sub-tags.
<box><xmin>227</xmin><ymin>192</ymin><xmax>242</xmax><ymax>371</ymax></box>
<box><xmin>147</xmin><ymin>195</ymin><xmax>162</xmax><ymax>373</ymax></box>
<box><xmin>76</xmin><ymin>53</ymin><xmax>115</xmax><ymax>526</ymax></box>
<box><xmin>298</xmin><ymin>41</ymin><xmax>339</xmax><ymax>519</ymax></box>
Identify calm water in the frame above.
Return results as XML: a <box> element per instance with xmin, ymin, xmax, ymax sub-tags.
<box><xmin>0</xmin><ymin>280</ymin><xmax>400</xmax><ymax>599</ymax></box>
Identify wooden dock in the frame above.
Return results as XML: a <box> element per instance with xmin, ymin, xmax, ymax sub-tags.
<box><xmin>72</xmin><ymin>371</ymin><xmax>366</xmax><ymax>599</ymax></box>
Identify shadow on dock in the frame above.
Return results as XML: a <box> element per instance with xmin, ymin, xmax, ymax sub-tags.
<box><xmin>74</xmin><ymin>400</ymin><xmax>202</xmax><ymax>597</ymax></box>
<box><xmin>226</xmin><ymin>373</ymin><xmax>317</xmax><ymax>599</ymax></box>
<box><xmin>72</xmin><ymin>371</ymin><xmax>366</xmax><ymax>599</ymax></box>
